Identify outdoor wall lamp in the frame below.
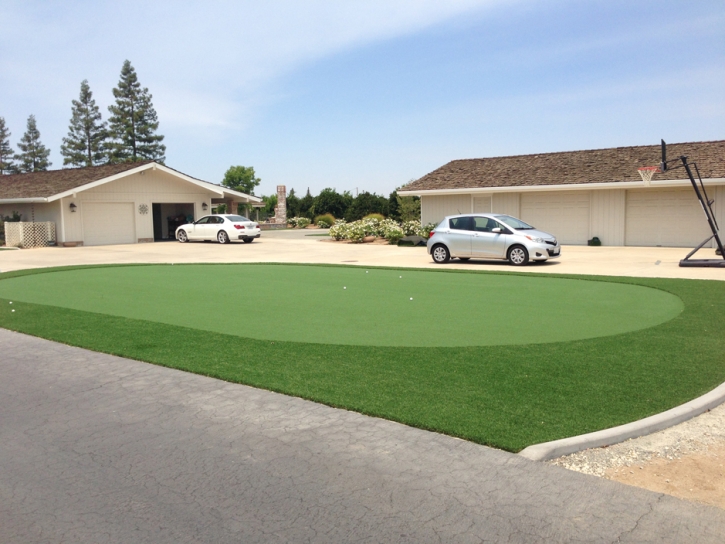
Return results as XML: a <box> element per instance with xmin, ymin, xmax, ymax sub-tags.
<box><xmin>69</xmin><ymin>202</ymin><xmax>77</xmax><ymax>212</ymax></box>
<box><xmin>202</xmin><ymin>202</ymin><xmax>208</xmax><ymax>211</ymax></box>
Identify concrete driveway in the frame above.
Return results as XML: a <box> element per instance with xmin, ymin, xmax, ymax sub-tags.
<box><xmin>1</xmin><ymin>229</ymin><xmax>723</xmax><ymax>280</ymax></box>
<box><xmin>3</xmin><ymin>328</ymin><xmax>725</xmax><ymax>543</ymax></box>
<box><xmin>3</xmin><ymin>235</ymin><xmax>725</xmax><ymax>542</ymax></box>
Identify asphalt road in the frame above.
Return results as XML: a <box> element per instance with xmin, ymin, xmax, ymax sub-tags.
<box><xmin>2</xmin><ymin>328</ymin><xmax>725</xmax><ymax>543</ymax></box>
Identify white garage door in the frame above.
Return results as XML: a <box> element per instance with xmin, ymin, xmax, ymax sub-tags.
<box><xmin>520</xmin><ymin>191</ymin><xmax>590</xmax><ymax>244</ymax></box>
<box><xmin>82</xmin><ymin>202</ymin><xmax>136</xmax><ymax>246</ymax></box>
<box><xmin>625</xmin><ymin>189</ymin><xmax>711</xmax><ymax>247</ymax></box>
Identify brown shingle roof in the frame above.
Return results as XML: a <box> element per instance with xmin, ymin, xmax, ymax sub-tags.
<box><xmin>0</xmin><ymin>161</ymin><xmax>153</xmax><ymax>199</ymax></box>
<box><xmin>400</xmin><ymin>140</ymin><xmax>725</xmax><ymax>192</ymax></box>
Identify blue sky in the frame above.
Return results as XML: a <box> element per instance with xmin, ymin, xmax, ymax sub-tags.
<box><xmin>1</xmin><ymin>0</ymin><xmax>723</xmax><ymax>197</ymax></box>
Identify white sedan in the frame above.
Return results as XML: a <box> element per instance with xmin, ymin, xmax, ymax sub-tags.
<box><xmin>176</xmin><ymin>214</ymin><xmax>261</xmax><ymax>244</ymax></box>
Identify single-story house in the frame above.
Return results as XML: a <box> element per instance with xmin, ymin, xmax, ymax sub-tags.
<box><xmin>0</xmin><ymin>161</ymin><xmax>263</xmax><ymax>246</ymax></box>
<box><xmin>398</xmin><ymin>140</ymin><xmax>725</xmax><ymax>247</ymax></box>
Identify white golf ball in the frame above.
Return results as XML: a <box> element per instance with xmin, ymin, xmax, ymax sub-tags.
<box><xmin>9</xmin><ymin>301</ymin><xmax>12</xmax><ymax>304</ymax></box>
<box><xmin>11</xmin><ymin>309</ymin><xmax>15</xmax><ymax>312</ymax></box>
<box><xmin>399</xmin><ymin>276</ymin><xmax>402</xmax><ymax>279</ymax></box>
<box><xmin>410</xmin><ymin>297</ymin><xmax>413</xmax><ymax>301</ymax></box>
<box><xmin>366</xmin><ymin>271</ymin><xmax>368</xmax><ymax>273</ymax></box>
<box><xmin>343</xmin><ymin>286</ymin><xmax>346</xmax><ymax>290</ymax></box>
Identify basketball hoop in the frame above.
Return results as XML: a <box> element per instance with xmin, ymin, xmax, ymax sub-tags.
<box><xmin>637</xmin><ymin>166</ymin><xmax>660</xmax><ymax>183</ymax></box>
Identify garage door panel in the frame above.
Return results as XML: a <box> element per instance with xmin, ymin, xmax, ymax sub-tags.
<box><xmin>520</xmin><ymin>192</ymin><xmax>590</xmax><ymax>245</ymax></box>
<box><xmin>82</xmin><ymin>202</ymin><xmax>136</xmax><ymax>246</ymax></box>
<box><xmin>625</xmin><ymin>189</ymin><xmax>710</xmax><ymax>247</ymax></box>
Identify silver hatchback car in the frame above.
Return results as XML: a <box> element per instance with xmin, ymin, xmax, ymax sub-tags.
<box><xmin>427</xmin><ymin>214</ymin><xmax>561</xmax><ymax>266</ymax></box>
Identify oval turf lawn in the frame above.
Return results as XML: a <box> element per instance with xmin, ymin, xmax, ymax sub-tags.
<box><xmin>0</xmin><ymin>264</ymin><xmax>683</xmax><ymax>347</ymax></box>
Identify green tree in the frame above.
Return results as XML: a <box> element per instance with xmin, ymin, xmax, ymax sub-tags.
<box><xmin>344</xmin><ymin>192</ymin><xmax>389</xmax><ymax>221</ymax></box>
<box><xmin>16</xmin><ymin>115</ymin><xmax>52</xmax><ymax>172</ymax></box>
<box><xmin>107</xmin><ymin>60</ymin><xmax>165</xmax><ymax>163</ymax></box>
<box><xmin>261</xmin><ymin>194</ymin><xmax>277</xmax><ymax>218</ymax></box>
<box><xmin>286</xmin><ymin>188</ymin><xmax>300</xmax><ymax>218</ymax></box>
<box><xmin>0</xmin><ymin>117</ymin><xmax>16</xmax><ymax>174</ymax></box>
<box><xmin>388</xmin><ymin>190</ymin><xmax>400</xmax><ymax>220</ymax></box>
<box><xmin>222</xmin><ymin>165</ymin><xmax>261</xmax><ymax>195</ymax></box>
<box><xmin>298</xmin><ymin>188</ymin><xmax>315</xmax><ymax>219</ymax></box>
<box><xmin>60</xmin><ymin>80</ymin><xmax>108</xmax><ymax>167</ymax></box>
<box><xmin>312</xmin><ymin>188</ymin><xmax>348</xmax><ymax>218</ymax></box>
<box><xmin>397</xmin><ymin>194</ymin><xmax>421</xmax><ymax>222</ymax></box>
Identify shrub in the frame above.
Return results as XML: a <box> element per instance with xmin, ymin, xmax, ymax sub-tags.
<box><xmin>421</xmin><ymin>222</ymin><xmax>437</xmax><ymax>237</ymax></box>
<box><xmin>296</xmin><ymin>217</ymin><xmax>311</xmax><ymax>229</ymax></box>
<box><xmin>329</xmin><ymin>220</ymin><xmax>348</xmax><ymax>240</ymax></box>
<box><xmin>363</xmin><ymin>213</ymin><xmax>385</xmax><ymax>222</ymax></box>
<box><xmin>314</xmin><ymin>213</ymin><xmax>336</xmax><ymax>228</ymax></box>
<box><xmin>287</xmin><ymin>217</ymin><xmax>299</xmax><ymax>228</ymax></box>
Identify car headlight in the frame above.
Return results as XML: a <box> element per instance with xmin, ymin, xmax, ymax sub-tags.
<box><xmin>525</xmin><ymin>235</ymin><xmax>544</xmax><ymax>243</ymax></box>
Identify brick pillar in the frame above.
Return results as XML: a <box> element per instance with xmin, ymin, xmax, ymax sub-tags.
<box><xmin>274</xmin><ymin>186</ymin><xmax>287</xmax><ymax>224</ymax></box>
<box><xmin>226</xmin><ymin>200</ymin><xmax>237</xmax><ymax>215</ymax></box>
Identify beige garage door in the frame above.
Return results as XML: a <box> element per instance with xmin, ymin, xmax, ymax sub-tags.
<box><xmin>625</xmin><ymin>189</ymin><xmax>711</xmax><ymax>247</ymax></box>
<box><xmin>520</xmin><ymin>191</ymin><xmax>590</xmax><ymax>244</ymax></box>
<box><xmin>82</xmin><ymin>202</ymin><xmax>136</xmax><ymax>246</ymax></box>
<box><xmin>473</xmin><ymin>196</ymin><xmax>491</xmax><ymax>213</ymax></box>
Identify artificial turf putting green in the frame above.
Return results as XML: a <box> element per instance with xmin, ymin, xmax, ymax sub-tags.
<box><xmin>0</xmin><ymin>264</ymin><xmax>682</xmax><ymax>347</ymax></box>
<box><xmin>1</xmin><ymin>263</ymin><xmax>724</xmax><ymax>452</ymax></box>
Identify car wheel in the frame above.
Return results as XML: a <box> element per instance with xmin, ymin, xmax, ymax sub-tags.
<box><xmin>431</xmin><ymin>244</ymin><xmax>450</xmax><ymax>264</ymax></box>
<box><xmin>243</xmin><ymin>238</ymin><xmax>254</xmax><ymax>244</ymax></box>
<box><xmin>177</xmin><ymin>230</ymin><xmax>188</xmax><ymax>243</ymax></box>
<box><xmin>507</xmin><ymin>245</ymin><xmax>529</xmax><ymax>266</ymax></box>
<box><xmin>459</xmin><ymin>257</ymin><xmax>470</xmax><ymax>261</ymax></box>
<box><xmin>217</xmin><ymin>230</ymin><xmax>230</xmax><ymax>244</ymax></box>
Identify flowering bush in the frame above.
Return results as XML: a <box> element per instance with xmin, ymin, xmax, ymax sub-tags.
<box><xmin>329</xmin><ymin>218</ymin><xmax>427</xmax><ymax>244</ymax></box>
<box><xmin>421</xmin><ymin>222</ymin><xmax>437</xmax><ymax>237</ymax></box>
<box><xmin>296</xmin><ymin>217</ymin><xmax>311</xmax><ymax>229</ymax></box>
<box><xmin>329</xmin><ymin>219</ymin><xmax>348</xmax><ymax>240</ymax></box>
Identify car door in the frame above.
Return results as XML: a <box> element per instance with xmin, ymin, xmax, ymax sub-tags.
<box><xmin>189</xmin><ymin>216</ymin><xmax>210</xmax><ymax>240</ymax></box>
<box><xmin>208</xmin><ymin>216</ymin><xmax>224</xmax><ymax>240</ymax></box>
<box><xmin>446</xmin><ymin>216</ymin><xmax>474</xmax><ymax>256</ymax></box>
<box><xmin>471</xmin><ymin>217</ymin><xmax>507</xmax><ymax>258</ymax></box>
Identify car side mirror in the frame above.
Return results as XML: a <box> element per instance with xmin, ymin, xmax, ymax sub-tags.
<box><xmin>492</xmin><ymin>227</ymin><xmax>502</xmax><ymax>233</ymax></box>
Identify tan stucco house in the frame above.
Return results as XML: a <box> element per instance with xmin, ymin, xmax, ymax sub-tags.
<box><xmin>0</xmin><ymin>161</ymin><xmax>263</xmax><ymax>246</ymax></box>
<box><xmin>399</xmin><ymin>140</ymin><xmax>725</xmax><ymax>247</ymax></box>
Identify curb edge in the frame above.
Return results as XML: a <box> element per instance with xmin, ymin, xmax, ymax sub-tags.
<box><xmin>519</xmin><ymin>381</ymin><xmax>725</xmax><ymax>461</ymax></box>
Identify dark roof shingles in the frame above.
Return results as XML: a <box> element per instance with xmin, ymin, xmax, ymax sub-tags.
<box><xmin>0</xmin><ymin>161</ymin><xmax>153</xmax><ymax>199</ymax></box>
<box><xmin>400</xmin><ymin>141</ymin><xmax>725</xmax><ymax>192</ymax></box>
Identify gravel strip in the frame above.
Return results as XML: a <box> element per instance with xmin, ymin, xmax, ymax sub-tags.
<box><xmin>549</xmin><ymin>402</ymin><xmax>725</xmax><ymax>477</ymax></box>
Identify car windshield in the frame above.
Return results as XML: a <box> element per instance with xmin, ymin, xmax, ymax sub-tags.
<box><xmin>494</xmin><ymin>215</ymin><xmax>534</xmax><ymax>230</ymax></box>
<box><xmin>225</xmin><ymin>215</ymin><xmax>250</xmax><ymax>222</ymax></box>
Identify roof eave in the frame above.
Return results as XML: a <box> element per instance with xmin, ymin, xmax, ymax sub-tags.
<box><xmin>46</xmin><ymin>162</ymin><xmax>229</xmax><ymax>202</ymax></box>
<box><xmin>0</xmin><ymin>197</ymin><xmax>49</xmax><ymax>204</ymax></box>
<box><xmin>398</xmin><ymin>177</ymin><xmax>725</xmax><ymax>196</ymax></box>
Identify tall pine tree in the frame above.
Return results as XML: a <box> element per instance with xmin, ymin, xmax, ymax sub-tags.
<box><xmin>0</xmin><ymin>117</ymin><xmax>16</xmax><ymax>174</ymax></box>
<box><xmin>60</xmin><ymin>80</ymin><xmax>108</xmax><ymax>167</ymax></box>
<box><xmin>16</xmin><ymin>115</ymin><xmax>52</xmax><ymax>172</ymax></box>
<box><xmin>107</xmin><ymin>60</ymin><xmax>166</xmax><ymax>163</ymax></box>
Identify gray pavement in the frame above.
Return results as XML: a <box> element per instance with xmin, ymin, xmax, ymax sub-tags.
<box><xmin>2</xmin><ymin>328</ymin><xmax>725</xmax><ymax>543</ymax></box>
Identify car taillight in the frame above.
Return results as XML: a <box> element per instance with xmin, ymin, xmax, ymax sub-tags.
<box><xmin>234</xmin><ymin>225</ymin><xmax>245</xmax><ymax>230</ymax></box>
<box><xmin>429</xmin><ymin>231</ymin><xmax>435</xmax><ymax>238</ymax></box>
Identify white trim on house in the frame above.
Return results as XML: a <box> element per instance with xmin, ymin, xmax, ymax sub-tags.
<box><xmin>45</xmin><ymin>163</ymin><xmax>263</xmax><ymax>204</ymax></box>
<box><xmin>398</xmin><ymin>177</ymin><xmax>725</xmax><ymax>197</ymax></box>
<box><xmin>0</xmin><ymin>197</ymin><xmax>49</xmax><ymax>203</ymax></box>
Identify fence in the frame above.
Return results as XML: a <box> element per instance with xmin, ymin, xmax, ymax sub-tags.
<box><xmin>4</xmin><ymin>222</ymin><xmax>56</xmax><ymax>248</ymax></box>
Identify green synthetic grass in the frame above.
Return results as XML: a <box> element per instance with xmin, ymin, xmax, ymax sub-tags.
<box><xmin>0</xmin><ymin>263</ymin><xmax>724</xmax><ymax>452</ymax></box>
<box><xmin>0</xmin><ymin>264</ymin><xmax>682</xmax><ymax>347</ymax></box>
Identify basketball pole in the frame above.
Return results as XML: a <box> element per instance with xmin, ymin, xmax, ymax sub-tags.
<box><xmin>659</xmin><ymin>140</ymin><xmax>725</xmax><ymax>267</ymax></box>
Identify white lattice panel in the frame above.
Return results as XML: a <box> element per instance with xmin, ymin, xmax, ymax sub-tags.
<box><xmin>4</xmin><ymin>222</ymin><xmax>56</xmax><ymax>248</ymax></box>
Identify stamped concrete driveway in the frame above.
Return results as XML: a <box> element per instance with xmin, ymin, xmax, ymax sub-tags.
<box><xmin>0</xmin><ymin>230</ymin><xmax>723</xmax><ymax>280</ymax></box>
<box><xmin>2</xmin><ymin>329</ymin><xmax>725</xmax><ymax>543</ymax></box>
